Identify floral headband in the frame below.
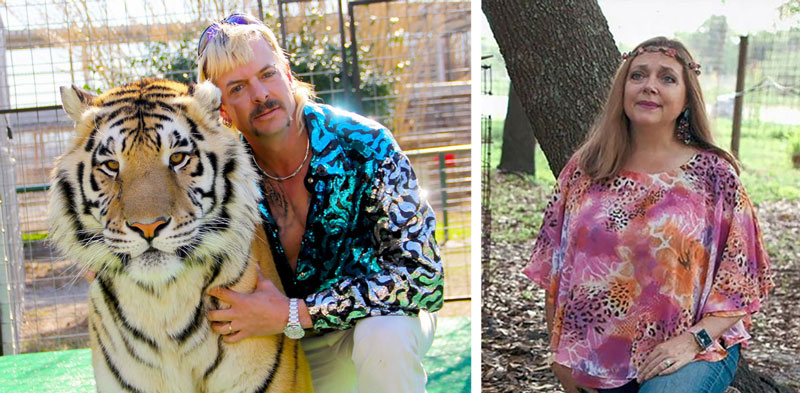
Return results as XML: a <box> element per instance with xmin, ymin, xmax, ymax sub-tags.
<box><xmin>621</xmin><ymin>46</ymin><xmax>702</xmax><ymax>75</ymax></box>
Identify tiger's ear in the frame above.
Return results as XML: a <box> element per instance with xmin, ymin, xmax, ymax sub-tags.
<box><xmin>60</xmin><ymin>85</ymin><xmax>96</xmax><ymax>122</ymax></box>
<box><xmin>190</xmin><ymin>81</ymin><xmax>222</xmax><ymax>113</ymax></box>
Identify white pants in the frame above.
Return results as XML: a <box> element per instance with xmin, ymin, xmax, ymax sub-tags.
<box><xmin>300</xmin><ymin>310</ymin><xmax>437</xmax><ymax>393</ymax></box>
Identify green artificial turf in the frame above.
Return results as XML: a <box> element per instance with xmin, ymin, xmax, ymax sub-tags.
<box><xmin>0</xmin><ymin>316</ymin><xmax>471</xmax><ymax>392</ymax></box>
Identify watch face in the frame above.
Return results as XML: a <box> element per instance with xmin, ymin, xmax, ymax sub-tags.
<box><xmin>285</xmin><ymin>325</ymin><xmax>305</xmax><ymax>340</ymax></box>
<box><xmin>695</xmin><ymin>329</ymin><xmax>713</xmax><ymax>349</ymax></box>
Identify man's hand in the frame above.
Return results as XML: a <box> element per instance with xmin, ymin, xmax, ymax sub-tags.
<box><xmin>206</xmin><ymin>273</ymin><xmax>290</xmax><ymax>343</ymax></box>
<box><xmin>637</xmin><ymin>332</ymin><xmax>698</xmax><ymax>383</ymax></box>
<box><xmin>551</xmin><ymin>363</ymin><xmax>597</xmax><ymax>393</ymax></box>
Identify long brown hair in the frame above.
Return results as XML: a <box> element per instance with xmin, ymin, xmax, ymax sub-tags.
<box><xmin>576</xmin><ymin>36</ymin><xmax>739</xmax><ymax>179</ymax></box>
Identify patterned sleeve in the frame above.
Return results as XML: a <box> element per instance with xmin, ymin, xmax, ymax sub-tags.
<box><xmin>701</xmin><ymin>179</ymin><xmax>774</xmax><ymax>347</ymax></box>
<box><xmin>305</xmin><ymin>151</ymin><xmax>444</xmax><ymax>330</ymax></box>
<box><xmin>522</xmin><ymin>158</ymin><xmax>576</xmax><ymax>290</ymax></box>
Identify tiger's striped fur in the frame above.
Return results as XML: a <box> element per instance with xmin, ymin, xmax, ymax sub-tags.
<box><xmin>48</xmin><ymin>79</ymin><xmax>313</xmax><ymax>393</ymax></box>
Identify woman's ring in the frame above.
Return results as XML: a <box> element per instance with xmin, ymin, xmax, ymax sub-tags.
<box><xmin>662</xmin><ymin>359</ymin><xmax>674</xmax><ymax>368</ymax></box>
<box><xmin>228</xmin><ymin>323</ymin><xmax>233</xmax><ymax>335</ymax></box>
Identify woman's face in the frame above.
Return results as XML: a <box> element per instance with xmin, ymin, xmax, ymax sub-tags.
<box><xmin>623</xmin><ymin>52</ymin><xmax>687</xmax><ymax>133</ymax></box>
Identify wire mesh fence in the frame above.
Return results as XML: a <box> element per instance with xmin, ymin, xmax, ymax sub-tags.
<box><xmin>735</xmin><ymin>32</ymin><xmax>800</xmax><ymax>140</ymax></box>
<box><xmin>0</xmin><ymin>0</ymin><xmax>470</xmax><ymax>356</ymax></box>
<box><xmin>480</xmin><ymin>56</ymin><xmax>491</xmax><ymax>264</ymax></box>
<box><xmin>679</xmin><ymin>25</ymin><xmax>800</xmax><ymax>171</ymax></box>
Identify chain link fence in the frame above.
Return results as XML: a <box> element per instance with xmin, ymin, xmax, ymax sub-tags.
<box><xmin>0</xmin><ymin>0</ymin><xmax>470</xmax><ymax>356</ymax></box>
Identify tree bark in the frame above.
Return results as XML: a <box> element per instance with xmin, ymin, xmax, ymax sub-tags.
<box><xmin>483</xmin><ymin>2</ymin><xmax>797</xmax><ymax>392</ymax></box>
<box><xmin>498</xmin><ymin>84</ymin><xmax>536</xmax><ymax>174</ymax></box>
<box><xmin>732</xmin><ymin>357</ymin><xmax>798</xmax><ymax>393</ymax></box>
<box><xmin>482</xmin><ymin>0</ymin><xmax>618</xmax><ymax>176</ymax></box>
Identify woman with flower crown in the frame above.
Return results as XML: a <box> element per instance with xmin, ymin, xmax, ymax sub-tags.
<box><xmin>523</xmin><ymin>37</ymin><xmax>774</xmax><ymax>393</ymax></box>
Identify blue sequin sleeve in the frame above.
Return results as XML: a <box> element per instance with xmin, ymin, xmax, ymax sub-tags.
<box><xmin>304</xmin><ymin>151</ymin><xmax>444</xmax><ymax>330</ymax></box>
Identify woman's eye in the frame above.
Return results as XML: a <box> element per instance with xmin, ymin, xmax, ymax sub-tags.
<box><xmin>104</xmin><ymin>160</ymin><xmax>119</xmax><ymax>172</ymax></box>
<box><xmin>630</xmin><ymin>72</ymin><xmax>644</xmax><ymax>80</ymax></box>
<box><xmin>170</xmin><ymin>152</ymin><xmax>187</xmax><ymax>165</ymax></box>
<box><xmin>663</xmin><ymin>75</ymin><xmax>677</xmax><ymax>83</ymax></box>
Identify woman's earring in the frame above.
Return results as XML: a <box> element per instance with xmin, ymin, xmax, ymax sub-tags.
<box><xmin>675</xmin><ymin>108</ymin><xmax>692</xmax><ymax>145</ymax></box>
<box><xmin>222</xmin><ymin>118</ymin><xmax>232</xmax><ymax>128</ymax></box>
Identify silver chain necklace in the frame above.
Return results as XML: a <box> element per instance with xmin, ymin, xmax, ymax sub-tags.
<box><xmin>258</xmin><ymin>136</ymin><xmax>310</xmax><ymax>182</ymax></box>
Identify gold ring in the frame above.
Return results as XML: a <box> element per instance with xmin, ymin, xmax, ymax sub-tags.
<box><xmin>228</xmin><ymin>323</ymin><xmax>233</xmax><ymax>335</ymax></box>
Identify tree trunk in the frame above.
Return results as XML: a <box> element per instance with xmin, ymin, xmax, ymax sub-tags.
<box><xmin>483</xmin><ymin>2</ymin><xmax>797</xmax><ymax>392</ymax></box>
<box><xmin>732</xmin><ymin>356</ymin><xmax>797</xmax><ymax>393</ymax></box>
<box><xmin>498</xmin><ymin>84</ymin><xmax>536</xmax><ymax>174</ymax></box>
<box><xmin>482</xmin><ymin>0</ymin><xmax>618</xmax><ymax>177</ymax></box>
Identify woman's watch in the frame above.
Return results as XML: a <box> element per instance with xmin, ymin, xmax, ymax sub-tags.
<box><xmin>688</xmin><ymin>326</ymin><xmax>714</xmax><ymax>351</ymax></box>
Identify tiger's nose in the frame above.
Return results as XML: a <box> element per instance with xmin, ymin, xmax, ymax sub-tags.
<box><xmin>126</xmin><ymin>217</ymin><xmax>170</xmax><ymax>241</ymax></box>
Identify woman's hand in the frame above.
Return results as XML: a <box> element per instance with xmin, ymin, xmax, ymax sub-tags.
<box><xmin>551</xmin><ymin>363</ymin><xmax>598</xmax><ymax>393</ymax></box>
<box><xmin>637</xmin><ymin>332</ymin><xmax>699</xmax><ymax>382</ymax></box>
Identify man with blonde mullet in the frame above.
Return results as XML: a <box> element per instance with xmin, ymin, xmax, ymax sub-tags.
<box><xmin>197</xmin><ymin>13</ymin><xmax>443</xmax><ymax>393</ymax></box>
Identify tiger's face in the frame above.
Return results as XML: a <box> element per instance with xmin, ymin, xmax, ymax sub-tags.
<box><xmin>49</xmin><ymin>79</ymin><xmax>260</xmax><ymax>285</ymax></box>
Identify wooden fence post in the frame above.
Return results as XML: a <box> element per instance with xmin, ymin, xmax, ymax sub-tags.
<box><xmin>731</xmin><ymin>35</ymin><xmax>749</xmax><ymax>159</ymax></box>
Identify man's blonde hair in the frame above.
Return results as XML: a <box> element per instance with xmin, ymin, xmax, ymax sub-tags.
<box><xmin>197</xmin><ymin>20</ymin><xmax>314</xmax><ymax>128</ymax></box>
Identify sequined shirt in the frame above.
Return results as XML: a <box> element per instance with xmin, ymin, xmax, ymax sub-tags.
<box><xmin>256</xmin><ymin>102</ymin><xmax>444</xmax><ymax>332</ymax></box>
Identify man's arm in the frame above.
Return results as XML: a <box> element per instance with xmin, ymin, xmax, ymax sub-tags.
<box><xmin>304</xmin><ymin>151</ymin><xmax>445</xmax><ymax>331</ymax></box>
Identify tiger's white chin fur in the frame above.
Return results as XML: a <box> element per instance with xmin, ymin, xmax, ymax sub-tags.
<box><xmin>125</xmin><ymin>250</ymin><xmax>184</xmax><ymax>285</ymax></box>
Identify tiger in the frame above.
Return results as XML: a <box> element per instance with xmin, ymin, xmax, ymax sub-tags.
<box><xmin>47</xmin><ymin>78</ymin><xmax>313</xmax><ymax>393</ymax></box>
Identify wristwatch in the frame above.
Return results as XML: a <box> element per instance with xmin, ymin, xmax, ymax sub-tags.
<box><xmin>284</xmin><ymin>298</ymin><xmax>305</xmax><ymax>339</ymax></box>
<box><xmin>688</xmin><ymin>326</ymin><xmax>713</xmax><ymax>351</ymax></box>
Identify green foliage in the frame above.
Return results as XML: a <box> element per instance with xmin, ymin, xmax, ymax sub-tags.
<box><xmin>789</xmin><ymin>131</ymin><xmax>800</xmax><ymax>155</ymax></box>
<box><xmin>779</xmin><ymin>0</ymin><xmax>800</xmax><ymax>16</ymax></box>
<box><xmin>283</xmin><ymin>31</ymin><xmax>393</xmax><ymax>118</ymax></box>
<box><xmin>488</xmin><ymin>117</ymin><xmax>555</xmax><ymax>182</ymax></box>
<box><xmin>85</xmin><ymin>13</ymin><xmax>396</xmax><ymax>120</ymax></box>
<box><xmin>131</xmin><ymin>36</ymin><xmax>198</xmax><ymax>85</ymax></box>
<box><xmin>675</xmin><ymin>16</ymin><xmax>738</xmax><ymax>76</ymax></box>
<box><xmin>274</xmin><ymin>12</ymin><xmax>395</xmax><ymax>118</ymax></box>
<box><xmin>83</xmin><ymin>13</ymin><xmax>396</xmax><ymax>118</ymax></box>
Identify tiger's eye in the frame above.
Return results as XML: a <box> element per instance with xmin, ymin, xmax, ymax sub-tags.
<box><xmin>105</xmin><ymin>160</ymin><xmax>119</xmax><ymax>171</ymax></box>
<box><xmin>170</xmin><ymin>152</ymin><xmax>186</xmax><ymax>164</ymax></box>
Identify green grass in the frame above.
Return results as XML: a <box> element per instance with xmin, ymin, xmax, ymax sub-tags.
<box><xmin>711</xmin><ymin>118</ymin><xmax>800</xmax><ymax>203</ymax></box>
<box><xmin>485</xmin><ymin>118</ymin><xmax>556</xmax><ymax>183</ymax></box>
<box><xmin>486</xmin><ymin>172</ymin><xmax>553</xmax><ymax>245</ymax></box>
<box><xmin>484</xmin><ymin>116</ymin><xmax>555</xmax><ymax>245</ymax></box>
<box><xmin>484</xmin><ymin>116</ymin><xmax>800</xmax><ymax>206</ymax></box>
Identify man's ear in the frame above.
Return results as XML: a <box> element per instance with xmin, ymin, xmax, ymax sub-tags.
<box><xmin>60</xmin><ymin>85</ymin><xmax>96</xmax><ymax>122</ymax></box>
<box><xmin>220</xmin><ymin>106</ymin><xmax>231</xmax><ymax>123</ymax></box>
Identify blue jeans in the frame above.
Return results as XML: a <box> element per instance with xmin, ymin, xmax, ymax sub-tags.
<box><xmin>594</xmin><ymin>344</ymin><xmax>740</xmax><ymax>393</ymax></box>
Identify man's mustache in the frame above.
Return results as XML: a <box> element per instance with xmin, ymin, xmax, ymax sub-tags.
<box><xmin>250</xmin><ymin>99</ymin><xmax>283</xmax><ymax>119</ymax></box>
